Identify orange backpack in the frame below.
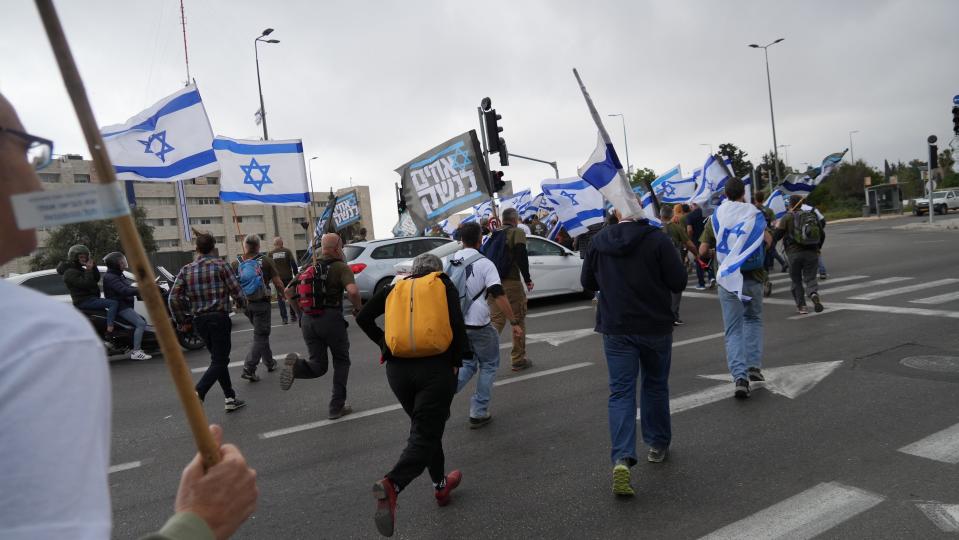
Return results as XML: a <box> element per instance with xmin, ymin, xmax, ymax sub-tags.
<box><xmin>384</xmin><ymin>272</ymin><xmax>453</xmax><ymax>358</ymax></box>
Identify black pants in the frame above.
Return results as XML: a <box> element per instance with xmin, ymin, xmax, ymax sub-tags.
<box><xmin>295</xmin><ymin>310</ymin><xmax>351</xmax><ymax>412</ymax></box>
<box><xmin>194</xmin><ymin>311</ymin><xmax>235</xmax><ymax>400</ymax></box>
<box><xmin>788</xmin><ymin>249</ymin><xmax>820</xmax><ymax>307</ymax></box>
<box><xmin>385</xmin><ymin>358</ymin><xmax>457</xmax><ymax>491</ymax></box>
<box><xmin>243</xmin><ymin>301</ymin><xmax>274</xmax><ymax>373</ymax></box>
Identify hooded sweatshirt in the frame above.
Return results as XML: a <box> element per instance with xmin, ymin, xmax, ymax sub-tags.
<box><xmin>57</xmin><ymin>260</ymin><xmax>102</xmax><ymax>306</ymax></box>
<box><xmin>580</xmin><ymin>220</ymin><xmax>687</xmax><ymax>336</ymax></box>
<box><xmin>103</xmin><ymin>268</ymin><xmax>139</xmax><ymax>312</ymax></box>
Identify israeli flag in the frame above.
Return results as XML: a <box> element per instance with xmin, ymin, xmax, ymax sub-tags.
<box><xmin>690</xmin><ymin>155</ymin><xmax>732</xmax><ymax>205</ymax></box>
<box><xmin>101</xmin><ymin>84</ymin><xmax>218</xmax><ymax>182</ymax></box>
<box><xmin>710</xmin><ymin>200</ymin><xmax>766</xmax><ymax>301</ymax></box>
<box><xmin>541</xmin><ymin>177</ymin><xmax>605</xmax><ymax>237</ymax></box>
<box><xmin>473</xmin><ymin>199</ymin><xmax>494</xmax><ymax>219</ymax></box>
<box><xmin>641</xmin><ymin>191</ymin><xmax>663</xmax><ymax>228</ymax></box>
<box><xmin>424</xmin><ymin>219</ymin><xmax>456</xmax><ymax>236</ymax></box>
<box><xmin>577</xmin><ymin>133</ymin><xmax>647</xmax><ymax>219</ymax></box>
<box><xmin>651</xmin><ymin>165</ymin><xmax>697</xmax><ymax>204</ymax></box>
<box><xmin>543</xmin><ymin>211</ymin><xmax>561</xmax><ymax>240</ymax></box>
<box><xmin>764</xmin><ymin>188</ymin><xmax>787</xmax><ymax>219</ymax></box>
<box><xmin>213</xmin><ymin>137</ymin><xmax>310</xmax><ymax>206</ymax></box>
<box><xmin>780</xmin><ymin>150</ymin><xmax>847</xmax><ymax>196</ymax></box>
<box><xmin>461</xmin><ymin>213</ymin><xmax>478</xmax><ymax>225</ymax></box>
<box><xmin>500</xmin><ymin>189</ymin><xmax>532</xmax><ymax>216</ymax></box>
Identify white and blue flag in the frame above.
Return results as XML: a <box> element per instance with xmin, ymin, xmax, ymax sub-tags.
<box><xmin>651</xmin><ymin>165</ymin><xmax>697</xmax><ymax>204</ymax></box>
<box><xmin>690</xmin><ymin>155</ymin><xmax>732</xmax><ymax>205</ymax></box>
<box><xmin>764</xmin><ymin>188</ymin><xmax>787</xmax><ymax>219</ymax></box>
<box><xmin>541</xmin><ymin>177</ymin><xmax>605</xmax><ymax>237</ymax></box>
<box><xmin>499</xmin><ymin>189</ymin><xmax>532</xmax><ymax>217</ymax></box>
<box><xmin>641</xmin><ymin>191</ymin><xmax>663</xmax><ymax>228</ymax></box>
<box><xmin>213</xmin><ymin>136</ymin><xmax>310</xmax><ymax>206</ymax></box>
<box><xmin>473</xmin><ymin>199</ymin><xmax>495</xmax><ymax>220</ymax></box>
<box><xmin>543</xmin><ymin>211</ymin><xmax>561</xmax><ymax>240</ymax></box>
<box><xmin>710</xmin><ymin>200</ymin><xmax>766</xmax><ymax>301</ymax></box>
<box><xmin>101</xmin><ymin>84</ymin><xmax>218</xmax><ymax>182</ymax></box>
<box><xmin>780</xmin><ymin>149</ymin><xmax>848</xmax><ymax>196</ymax></box>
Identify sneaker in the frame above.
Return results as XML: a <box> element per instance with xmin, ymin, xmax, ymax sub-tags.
<box><xmin>280</xmin><ymin>353</ymin><xmax>298</xmax><ymax>391</ymax></box>
<box><xmin>511</xmin><ymin>359</ymin><xmax>533</xmax><ymax>372</ymax></box>
<box><xmin>612</xmin><ymin>461</ymin><xmax>634</xmax><ymax>496</ymax></box>
<box><xmin>797</xmin><ymin>305</ymin><xmax>809</xmax><ymax>315</ymax></box>
<box><xmin>708</xmin><ymin>279</ymin><xmax>717</xmax><ymax>289</ymax></box>
<box><xmin>763</xmin><ymin>281</ymin><xmax>772</xmax><ymax>297</ymax></box>
<box><xmin>130</xmin><ymin>350</ymin><xmax>152</xmax><ymax>361</ymax></box>
<box><xmin>647</xmin><ymin>446</ymin><xmax>668</xmax><ymax>463</ymax></box>
<box><xmin>810</xmin><ymin>293</ymin><xmax>824</xmax><ymax>313</ymax></box>
<box><xmin>734</xmin><ymin>378</ymin><xmax>750</xmax><ymax>399</ymax></box>
<box><xmin>673</xmin><ymin>319</ymin><xmax>684</xmax><ymax>326</ymax></box>
<box><xmin>240</xmin><ymin>369</ymin><xmax>260</xmax><ymax>383</ymax></box>
<box><xmin>469</xmin><ymin>415</ymin><xmax>492</xmax><ymax>429</ymax></box>
<box><xmin>372</xmin><ymin>477</ymin><xmax>398</xmax><ymax>537</ymax></box>
<box><xmin>329</xmin><ymin>404</ymin><xmax>353</xmax><ymax>420</ymax></box>
<box><xmin>434</xmin><ymin>470</ymin><xmax>462</xmax><ymax>507</ymax></box>
<box><xmin>224</xmin><ymin>397</ymin><xmax>246</xmax><ymax>412</ymax></box>
<box><xmin>819</xmin><ymin>273</ymin><xmax>828</xmax><ymax>281</ymax></box>
<box><xmin>748</xmin><ymin>367</ymin><xmax>765</xmax><ymax>382</ymax></box>
<box><xmin>266</xmin><ymin>358</ymin><xmax>278</xmax><ymax>372</ymax></box>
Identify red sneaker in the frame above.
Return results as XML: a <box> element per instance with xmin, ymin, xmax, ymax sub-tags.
<box><xmin>434</xmin><ymin>470</ymin><xmax>462</xmax><ymax>507</ymax></box>
<box><xmin>373</xmin><ymin>477</ymin><xmax>398</xmax><ymax>537</ymax></box>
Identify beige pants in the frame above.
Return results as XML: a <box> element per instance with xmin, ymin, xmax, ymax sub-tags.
<box><xmin>489</xmin><ymin>279</ymin><xmax>528</xmax><ymax>367</ymax></box>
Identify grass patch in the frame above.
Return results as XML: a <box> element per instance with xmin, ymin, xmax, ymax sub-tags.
<box><xmin>823</xmin><ymin>208</ymin><xmax>864</xmax><ymax>221</ymax></box>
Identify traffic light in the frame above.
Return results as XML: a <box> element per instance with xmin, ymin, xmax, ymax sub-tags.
<box><xmin>952</xmin><ymin>106</ymin><xmax>959</xmax><ymax>135</ymax></box>
<box><xmin>397</xmin><ymin>197</ymin><xmax>406</xmax><ymax>214</ymax></box>
<box><xmin>498</xmin><ymin>137</ymin><xmax>509</xmax><ymax>166</ymax></box>
<box><xmin>484</xmin><ymin>109</ymin><xmax>503</xmax><ymax>154</ymax></box>
<box><xmin>491</xmin><ymin>170</ymin><xmax>506</xmax><ymax>192</ymax></box>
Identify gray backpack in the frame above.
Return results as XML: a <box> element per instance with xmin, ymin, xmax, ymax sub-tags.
<box><xmin>445</xmin><ymin>252</ymin><xmax>487</xmax><ymax>314</ymax></box>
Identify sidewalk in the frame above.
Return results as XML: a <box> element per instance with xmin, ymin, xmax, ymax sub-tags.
<box><xmin>894</xmin><ymin>217</ymin><xmax>959</xmax><ymax>231</ymax></box>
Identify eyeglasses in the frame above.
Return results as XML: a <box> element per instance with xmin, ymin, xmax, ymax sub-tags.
<box><xmin>0</xmin><ymin>126</ymin><xmax>54</xmax><ymax>170</ymax></box>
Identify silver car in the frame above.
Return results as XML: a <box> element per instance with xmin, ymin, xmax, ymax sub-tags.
<box><xmin>344</xmin><ymin>237</ymin><xmax>454</xmax><ymax>299</ymax></box>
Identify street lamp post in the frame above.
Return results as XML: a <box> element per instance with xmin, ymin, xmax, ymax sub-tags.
<box><xmin>778</xmin><ymin>144</ymin><xmax>791</xmax><ymax>171</ymax></box>
<box><xmin>608</xmin><ymin>114</ymin><xmax>631</xmax><ymax>176</ymax></box>
<box><xmin>749</xmin><ymin>38</ymin><xmax>785</xmax><ymax>192</ymax></box>
<box><xmin>848</xmin><ymin>130</ymin><xmax>859</xmax><ymax>164</ymax></box>
<box><xmin>254</xmin><ymin>28</ymin><xmax>280</xmax><ymax>236</ymax></box>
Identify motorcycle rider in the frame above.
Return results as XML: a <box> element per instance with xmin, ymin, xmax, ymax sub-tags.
<box><xmin>102</xmin><ymin>251</ymin><xmax>152</xmax><ymax>361</ymax></box>
<box><xmin>57</xmin><ymin>244</ymin><xmax>118</xmax><ymax>335</ymax></box>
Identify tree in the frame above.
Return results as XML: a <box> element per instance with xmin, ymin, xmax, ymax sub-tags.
<box><xmin>760</xmin><ymin>152</ymin><xmax>789</xmax><ymax>181</ymax></box>
<box><xmin>629</xmin><ymin>167</ymin><xmax>657</xmax><ymax>190</ymax></box>
<box><xmin>805</xmin><ymin>162</ymin><xmax>882</xmax><ymax>211</ymax></box>
<box><xmin>717</xmin><ymin>143</ymin><xmax>751</xmax><ymax>179</ymax></box>
<box><xmin>30</xmin><ymin>206</ymin><xmax>157</xmax><ymax>271</ymax></box>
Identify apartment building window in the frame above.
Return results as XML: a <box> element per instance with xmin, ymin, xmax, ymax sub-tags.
<box><xmin>39</xmin><ymin>173</ymin><xmax>59</xmax><ymax>183</ymax></box>
<box><xmin>138</xmin><ymin>197</ymin><xmax>176</xmax><ymax>206</ymax></box>
<box><xmin>234</xmin><ymin>215</ymin><xmax>264</xmax><ymax>224</ymax></box>
<box><xmin>214</xmin><ymin>236</ymin><xmax>226</xmax><ymax>244</ymax></box>
<box><xmin>73</xmin><ymin>174</ymin><xmax>91</xmax><ymax>183</ymax></box>
<box><xmin>189</xmin><ymin>217</ymin><xmax>223</xmax><ymax>225</ymax></box>
<box><xmin>188</xmin><ymin>197</ymin><xmax>219</xmax><ymax>206</ymax></box>
<box><xmin>291</xmin><ymin>217</ymin><xmax>307</xmax><ymax>225</ymax></box>
<box><xmin>206</xmin><ymin>177</ymin><xmax>219</xmax><ymax>185</ymax></box>
<box><xmin>145</xmin><ymin>218</ymin><xmax>177</xmax><ymax>227</ymax></box>
<box><xmin>294</xmin><ymin>233</ymin><xmax>306</xmax><ymax>242</ymax></box>
<box><xmin>156</xmin><ymin>239</ymin><xmax>180</xmax><ymax>248</ymax></box>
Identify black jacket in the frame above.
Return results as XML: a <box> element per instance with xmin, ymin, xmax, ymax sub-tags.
<box><xmin>581</xmin><ymin>220</ymin><xmax>687</xmax><ymax>336</ymax></box>
<box><xmin>57</xmin><ymin>261</ymin><xmax>102</xmax><ymax>306</ymax></box>
<box><xmin>103</xmin><ymin>268</ymin><xmax>140</xmax><ymax>312</ymax></box>
<box><xmin>356</xmin><ymin>272</ymin><xmax>469</xmax><ymax>368</ymax></box>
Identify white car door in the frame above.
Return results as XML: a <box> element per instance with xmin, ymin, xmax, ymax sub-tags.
<box><xmin>526</xmin><ymin>237</ymin><xmax>583</xmax><ymax>299</ymax></box>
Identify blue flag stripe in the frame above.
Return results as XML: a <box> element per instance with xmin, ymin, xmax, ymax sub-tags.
<box><xmin>102</xmin><ymin>89</ymin><xmax>203</xmax><ymax>138</ymax></box>
<box><xmin>211</xmin><ymin>139</ymin><xmax>304</xmax><ymax>154</ymax></box>
<box><xmin>220</xmin><ymin>191</ymin><xmax>311</xmax><ymax>204</ymax></box>
<box><xmin>113</xmin><ymin>149</ymin><xmax>216</xmax><ymax>178</ymax></box>
<box><xmin>427</xmin><ymin>191</ymin><xmax>485</xmax><ymax>219</ymax></box>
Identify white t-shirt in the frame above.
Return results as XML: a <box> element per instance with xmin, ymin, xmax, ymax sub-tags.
<box><xmin>0</xmin><ymin>279</ymin><xmax>111</xmax><ymax>540</ymax></box>
<box><xmin>518</xmin><ymin>223</ymin><xmax>531</xmax><ymax>235</ymax></box>
<box><xmin>451</xmin><ymin>248</ymin><xmax>501</xmax><ymax>326</ymax></box>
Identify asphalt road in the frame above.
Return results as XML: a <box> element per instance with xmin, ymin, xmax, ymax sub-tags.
<box><xmin>108</xmin><ymin>214</ymin><xmax>959</xmax><ymax>539</ymax></box>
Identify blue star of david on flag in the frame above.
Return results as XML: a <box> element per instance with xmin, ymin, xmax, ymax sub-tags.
<box><xmin>137</xmin><ymin>130</ymin><xmax>175</xmax><ymax>163</ymax></box>
<box><xmin>239</xmin><ymin>157</ymin><xmax>273</xmax><ymax>192</ymax></box>
<box><xmin>448</xmin><ymin>145</ymin><xmax>472</xmax><ymax>171</ymax></box>
<box><xmin>560</xmin><ymin>190</ymin><xmax>579</xmax><ymax>205</ymax></box>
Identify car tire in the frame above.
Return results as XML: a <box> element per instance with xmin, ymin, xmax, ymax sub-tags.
<box><xmin>373</xmin><ymin>277</ymin><xmax>393</xmax><ymax>296</ymax></box>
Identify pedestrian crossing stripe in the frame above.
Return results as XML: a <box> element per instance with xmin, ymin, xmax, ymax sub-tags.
<box><xmin>849</xmin><ymin>278</ymin><xmax>959</xmax><ymax>301</ymax></box>
<box><xmin>818</xmin><ymin>277</ymin><xmax>912</xmax><ymax>295</ymax></box>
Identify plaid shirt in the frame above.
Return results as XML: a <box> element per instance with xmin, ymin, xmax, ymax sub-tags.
<box><xmin>169</xmin><ymin>255</ymin><xmax>246</xmax><ymax>322</ymax></box>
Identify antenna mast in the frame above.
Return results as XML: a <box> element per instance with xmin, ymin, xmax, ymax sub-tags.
<box><xmin>179</xmin><ymin>0</ymin><xmax>190</xmax><ymax>85</ymax></box>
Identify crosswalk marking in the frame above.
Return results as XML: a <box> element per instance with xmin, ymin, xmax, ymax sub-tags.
<box><xmin>916</xmin><ymin>502</ymin><xmax>959</xmax><ymax>532</ymax></box>
<box><xmin>767</xmin><ymin>275</ymin><xmax>868</xmax><ymax>295</ymax></box>
<box><xmin>911</xmin><ymin>291</ymin><xmax>959</xmax><ymax>305</ymax></box>
<box><xmin>698</xmin><ymin>482</ymin><xmax>884</xmax><ymax>540</ymax></box>
<box><xmin>899</xmin><ymin>422</ymin><xmax>959</xmax><ymax>464</ymax></box>
<box><xmin>818</xmin><ymin>276</ymin><xmax>912</xmax><ymax>295</ymax></box>
<box><xmin>849</xmin><ymin>278</ymin><xmax>959</xmax><ymax>300</ymax></box>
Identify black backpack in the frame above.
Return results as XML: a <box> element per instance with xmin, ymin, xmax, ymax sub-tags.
<box><xmin>480</xmin><ymin>229</ymin><xmax>513</xmax><ymax>279</ymax></box>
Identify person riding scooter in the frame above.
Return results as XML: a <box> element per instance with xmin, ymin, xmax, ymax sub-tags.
<box><xmin>102</xmin><ymin>251</ymin><xmax>152</xmax><ymax>360</ymax></box>
<box><xmin>57</xmin><ymin>244</ymin><xmax>118</xmax><ymax>335</ymax></box>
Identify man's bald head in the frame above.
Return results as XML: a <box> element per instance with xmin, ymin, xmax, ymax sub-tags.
<box><xmin>273</xmin><ymin>236</ymin><xmax>284</xmax><ymax>249</ymax></box>
<box><xmin>320</xmin><ymin>233</ymin><xmax>342</xmax><ymax>257</ymax></box>
<box><xmin>0</xmin><ymin>93</ymin><xmax>44</xmax><ymax>265</ymax></box>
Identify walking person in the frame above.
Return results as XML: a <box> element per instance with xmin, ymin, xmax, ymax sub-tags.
<box><xmin>356</xmin><ymin>253</ymin><xmax>469</xmax><ymax>537</ymax></box>
<box><xmin>448</xmin><ymin>222</ymin><xmax>524</xmax><ymax>429</ymax></box>
<box><xmin>234</xmin><ymin>234</ymin><xmax>287</xmax><ymax>382</ymax></box>
<box><xmin>698</xmin><ymin>178</ymin><xmax>773</xmax><ymax>398</ymax></box>
<box><xmin>774</xmin><ymin>196</ymin><xmax>825</xmax><ymax>315</ymax></box>
<box><xmin>661</xmin><ymin>205</ymin><xmax>698</xmax><ymax>326</ymax></box>
<box><xmin>752</xmin><ymin>191</ymin><xmax>779</xmax><ymax>297</ymax></box>
<box><xmin>281</xmin><ymin>233</ymin><xmax>362</xmax><ymax>420</ymax></box>
<box><xmin>169</xmin><ymin>232</ymin><xmax>249</xmax><ymax>412</ymax></box>
<box><xmin>581</xmin><ymin>207</ymin><xmax>686</xmax><ymax>496</ymax></box>
<box><xmin>485</xmin><ymin>208</ymin><xmax>534</xmax><ymax>371</ymax></box>
<box><xmin>58</xmin><ymin>244</ymin><xmax>119</xmax><ymax>334</ymax></box>
<box><xmin>269</xmin><ymin>236</ymin><xmax>299</xmax><ymax>324</ymax></box>
<box><xmin>685</xmin><ymin>202</ymin><xmax>716</xmax><ymax>290</ymax></box>
<box><xmin>102</xmin><ymin>251</ymin><xmax>152</xmax><ymax>360</ymax></box>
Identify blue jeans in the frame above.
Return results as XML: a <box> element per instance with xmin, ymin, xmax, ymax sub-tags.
<box><xmin>603</xmin><ymin>333</ymin><xmax>672</xmax><ymax>465</ymax></box>
<box><xmin>818</xmin><ymin>257</ymin><xmax>827</xmax><ymax>275</ymax></box>
<box><xmin>457</xmin><ymin>324</ymin><xmax>501</xmax><ymax>418</ymax></box>
<box><xmin>717</xmin><ymin>279</ymin><xmax>764</xmax><ymax>382</ymax></box>
<box><xmin>118</xmin><ymin>308</ymin><xmax>146</xmax><ymax>350</ymax></box>
<box><xmin>78</xmin><ymin>297</ymin><xmax>119</xmax><ymax>328</ymax></box>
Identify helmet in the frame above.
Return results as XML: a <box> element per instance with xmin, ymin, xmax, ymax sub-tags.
<box><xmin>103</xmin><ymin>251</ymin><xmax>126</xmax><ymax>272</ymax></box>
<box><xmin>67</xmin><ymin>244</ymin><xmax>90</xmax><ymax>263</ymax></box>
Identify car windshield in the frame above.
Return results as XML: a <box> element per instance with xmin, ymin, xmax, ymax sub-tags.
<box><xmin>427</xmin><ymin>240</ymin><xmax>463</xmax><ymax>258</ymax></box>
<box><xmin>933</xmin><ymin>191</ymin><xmax>948</xmax><ymax>198</ymax></box>
<box><xmin>343</xmin><ymin>245</ymin><xmax>364</xmax><ymax>262</ymax></box>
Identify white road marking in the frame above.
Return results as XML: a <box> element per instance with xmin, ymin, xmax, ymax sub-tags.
<box><xmin>787</xmin><ymin>308</ymin><xmax>845</xmax><ymax>320</ymax></box>
<box><xmin>899</xmin><ymin>422</ymin><xmax>959</xmax><ymax>464</ymax></box>
<box><xmin>108</xmin><ymin>461</ymin><xmax>143</xmax><ymax>474</ymax></box>
<box><xmin>259</xmin><ymin>362</ymin><xmax>593</xmax><ymax>439</ymax></box>
<box><xmin>190</xmin><ymin>354</ymin><xmax>293</xmax><ymax>373</ymax></box>
<box><xmin>916</xmin><ymin>502</ymin><xmax>959</xmax><ymax>532</ymax></box>
<box><xmin>911</xmin><ymin>291</ymin><xmax>959</xmax><ymax>305</ymax></box>
<box><xmin>848</xmin><ymin>278</ymin><xmax>959</xmax><ymax>300</ymax></box>
<box><xmin>233</xmin><ymin>323</ymin><xmax>287</xmax><ymax>334</ymax></box>
<box><xmin>526</xmin><ymin>305</ymin><xmax>591</xmax><ymax>319</ymax></box>
<box><xmin>673</xmin><ymin>332</ymin><xmax>725</xmax><ymax>347</ymax></box>
<box><xmin>806</xmin><ymin>275</ymin><xmax>869</xmax><ymax>286</ymax></box>
<box><xmin>493</xmin><ymin>362</ymin><xmax>592</xmax><ymax>386</ymax></box>
<box><xmin>818</xmin><ymin>276</ymin><xmax>912</xmax><ymax>295</ymax></box>
<box><xmin>767</xmin><ymin>275</ymin><xmax>869</xmax><ymax>295</ymax></box>
<box><xmin>698</xmin><ymin>481</ymin><xmax>884</xmax><ymax>540</ymax></box>
<box><xmin>683</xmin><ymin>291</ymin><xmax>959</xmax><ymax>319</ymax></box>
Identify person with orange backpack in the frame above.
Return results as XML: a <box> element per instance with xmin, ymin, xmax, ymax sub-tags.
<box><xmin>356</xmin><ymin>252</ymin><xmax>470</xmax><ymax>538</ymax></box>
<box><xmin>280</xmin><ymin>233</ymin><xmax>362</xmax><ymax>420</ymax></box>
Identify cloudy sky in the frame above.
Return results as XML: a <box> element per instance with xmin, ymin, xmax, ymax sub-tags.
<box><xmin>4</xmin><ymin>0</ymin><xmax>958</xmax><ymax>236</ymax></box>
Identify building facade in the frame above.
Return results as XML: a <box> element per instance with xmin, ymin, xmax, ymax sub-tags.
<box><xmin>2</xmin><ymin>156</ymin><xmax>375</xmax><ymax>276</ymax></box>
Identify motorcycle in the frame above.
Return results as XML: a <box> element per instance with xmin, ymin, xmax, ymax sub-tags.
<box><xmin>82</xmin><ymin>266</ymin><xmax>206</xmax><ymax>356</ymax></box>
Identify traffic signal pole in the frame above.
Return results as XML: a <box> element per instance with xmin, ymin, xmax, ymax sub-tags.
<box><xmin>477</xmin><ymin>105</ymin><xmax>498</xmax><ymax>220</ymax></box>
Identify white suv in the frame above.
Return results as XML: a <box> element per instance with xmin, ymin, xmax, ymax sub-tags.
<box><xmin>340</xmin><ymin>237</ymin><xmax>454</xmax><ymax>300</ymax></box>
<box><xmin>914</xmin><ymin>189</ymin><xmax>959</xmax><ymax>215</ymax></box>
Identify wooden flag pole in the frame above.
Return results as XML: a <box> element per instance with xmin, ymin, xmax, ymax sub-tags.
<box><xmin>35</xmin><ymin>0</ymin><xmax>220</xmax><ymax>468</ymax></box>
